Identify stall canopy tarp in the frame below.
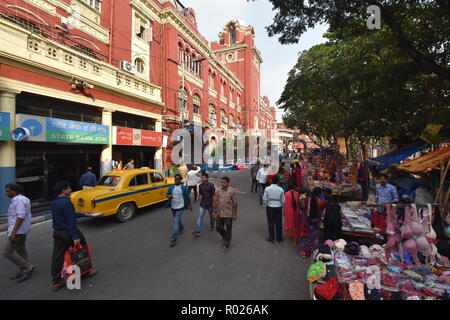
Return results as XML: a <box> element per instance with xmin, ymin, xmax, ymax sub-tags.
<box><xmin>366</xmin><ymin>140</ymin><xmax>429</xmax><ymax>170</ymax></box>
<box><xmin>397</xmin><ymin>145</ymin><xmax>450</xmax><ymax>173</ymax></box>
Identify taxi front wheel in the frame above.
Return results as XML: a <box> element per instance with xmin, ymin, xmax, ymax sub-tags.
<box><xmin>116</xmin><ymin>202</ymin><xmax>135</xmax><ymax>223</ymax></box>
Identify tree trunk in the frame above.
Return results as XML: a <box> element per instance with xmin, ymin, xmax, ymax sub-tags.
<box><xmin>345</xmin><ymin>136</ymin><xmax>350</xmax><ymax>160</ymax></box>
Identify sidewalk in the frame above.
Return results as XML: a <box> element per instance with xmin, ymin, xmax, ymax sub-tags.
<box><xmin>0</xmin><ymin>212</ymin><xmax>52</xmax><ymax>233</ymax></box>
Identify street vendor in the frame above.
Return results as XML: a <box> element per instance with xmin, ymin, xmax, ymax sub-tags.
<box><xmin>375</xmin><ymin>174</ymin><xmax>399</xmax><ymax>204</ymax></box>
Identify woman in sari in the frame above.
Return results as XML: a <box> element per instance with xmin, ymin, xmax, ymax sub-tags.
<box><xmin>299</xmin><ymin>187</ymin><xmax>325</xmax><ymax>258</ymax></box>
<box><xmin>295</xmin><ymin>162</ymin><xmax>303</xmax><ymax>189</ymax></box>
<box><xmin>284</xmin><ymin>183</ymin><xmax>301</xmax><ymax>243</ymax></box>
<box><xmin>278</xmin><ymin>167</ymin><xmax>288</xmax><ymax>192</ymax></box>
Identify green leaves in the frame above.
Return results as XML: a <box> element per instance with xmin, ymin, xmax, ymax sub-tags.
<box><xmin>278</xmin><ymin>29</ymin><xmax>450</xmax><ymax>144</ymax></box>
<box><xmin>249</xmin><ymin>0</ymin><xmax>450</xmax><ymax>79</ymax></box>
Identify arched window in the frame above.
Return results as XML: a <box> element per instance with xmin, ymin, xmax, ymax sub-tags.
<box><xmin>229</xmin><ymin>114</ymin><xmax>234</xmax><ymax>127</ymax></box>
<box><xmin>178</xmin><ymin>87</ymin><xmax>188</xmax><ymax>111</ymax></box>
<box><xmin>221</xmin><ymin>110</ymin><xmax>227</xmax><ymax>124</ymax></box>
<box><xmin>134</xmin><ymin>58</ymin><xmax>145</xmax><ymax>74</ymax></box>
<box><xmin>193</xmin><ymin>94</ymin><xmax>200</xmax><ymax>114</ymax></box>
<box><xmin>209</xmin><ymin>104</ymin><xmax>216</xmax><ymax>124</ymax></box>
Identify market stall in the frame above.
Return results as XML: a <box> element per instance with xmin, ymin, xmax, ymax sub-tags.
<box><xmin>307</xmin><ymin>204</ymin><xmax>450</xmax><ymax>300</ymax></box>
<box><xmin>340</xmin><ymin>204</ymin><xmax>376</xmax><ymax>239</ymax></box>
<box><xmin>310</xmin><ymin>181</ymin><xmax>362</xmax><ymax>200</ymax></box>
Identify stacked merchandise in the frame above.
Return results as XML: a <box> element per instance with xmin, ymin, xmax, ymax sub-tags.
<box><xmin>312</xmin><ymin>181</ymin><xmax>361</xmax><ymax>197</ymax></box>
<box><xmin>307</xmin><ymin>238</ymin><xmax>450</xmax><ymax>300</ymax></box>
<box><xmin>340</xmin><ymin>205</ymin><xmax>374</xmax><ymax>236</ymax></box>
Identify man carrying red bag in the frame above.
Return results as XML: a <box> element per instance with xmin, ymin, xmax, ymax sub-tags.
<box><xmin>50</xmin><ymin>181</ymin><xmax>97</xmax><ymax>292</ymax></box>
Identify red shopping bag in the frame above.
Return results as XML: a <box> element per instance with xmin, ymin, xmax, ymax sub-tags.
<box><xmin>63</xmin><ymin>244</ymin><xmax>93</xmax><ymax>277</ymax></box>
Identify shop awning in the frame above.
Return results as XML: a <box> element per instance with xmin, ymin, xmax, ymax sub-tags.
<box><xmin>397</xmin><ymin>145</ymin><xmax>450</xmax><ymax>173</ymax></box>
<box><xmin>366</xmin><ymin>140</ymin><xmax>429</xmax><ymax>170</ymax></box>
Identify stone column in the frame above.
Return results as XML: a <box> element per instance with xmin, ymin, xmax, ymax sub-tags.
<box><xmin>0</xmin><ymin>90</ymin><xmax>19</xmax><ymax>219</ymax></box>
<box><xmin>100</xmin><ymin>109</ymin><xmax>114</xmax><ymax>176</ymax></box>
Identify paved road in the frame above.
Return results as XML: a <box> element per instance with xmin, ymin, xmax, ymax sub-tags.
<box><xmin>0</xmin><ymin>169</ymin><xmax>310</xmax><ymax>300</ymax></box>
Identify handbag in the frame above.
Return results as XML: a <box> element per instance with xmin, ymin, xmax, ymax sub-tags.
<box><xmin>63</xmin><ymin>244</ymin><xmax>93</xmax><ymax>277</ymax></box>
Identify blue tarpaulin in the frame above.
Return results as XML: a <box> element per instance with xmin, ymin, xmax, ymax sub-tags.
<box><xmin>366</xmin><ymin>140</ymin><xmax>429</xmax><ymax>170</ymax></box>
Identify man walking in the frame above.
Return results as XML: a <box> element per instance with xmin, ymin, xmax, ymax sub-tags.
<box><xmin>50</xmin><ymin>181</ymin><xmax>96</xmax><ymax>292</ymax></box>
<box><xmin>186</xmin><ymin>165</ymin><xmax>201</xmax><ymax>202</ymax></box>
<box><xmin>213</xmin><ymin>177</ymin><xmax>237</xmax><ymax>252</ymax></box>
<box><xmin>166</xmin><ymin>174</ymin><xmax>192</xmax><ymax>247</ymax></box>
<box><xmin>79</xmin><ymin>167</ymin><xmax>97</xmax><ymax>190</ymax></box>
<box><xmin>256</xmin><ymin>164</ymin><xmax>270</xmax><ymax>205</ymax></box>
<box><xmin>250</xmin><ymin>162</ymin><xmax>260</xmax><ymax>193</ymax></box>
<box><xmin>263</xmin><ymin>176</ymin><xmax>285</xmax><ymax>243</ymax></box>
<box><xmin>192</xmin><ymin>173</ymin><xmax>215</xmax><ymax>237</ymax></box>
<box><xmin>3</xmin><ymin>183</ymin><xmax>34</xmax><ymax>283</ymax></box>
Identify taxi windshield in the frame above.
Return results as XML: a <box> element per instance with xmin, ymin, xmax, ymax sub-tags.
<box><xmin>97</xmin><ymin>175</ymin><xmax>121</xmax><ymax>187</ymax></box>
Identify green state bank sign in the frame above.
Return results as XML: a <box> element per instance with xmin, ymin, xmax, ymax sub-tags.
<box><xmin>0</xmin><ymin>112</ymin><xmax>10</xmax><ymax>141</ymax></box>
<box><xmin>16</xmin><ymin>114</ymin><xmax>109</xmax><ymax>144</ymax></box>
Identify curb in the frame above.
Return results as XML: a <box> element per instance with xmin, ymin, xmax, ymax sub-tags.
<box><xmin>0</xmin><ymin>212</ymin><xmax>52</xmax><ymax>233</ymax></box>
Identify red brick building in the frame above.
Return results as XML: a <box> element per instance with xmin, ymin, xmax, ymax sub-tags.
<box><xmin>0</xmin><ymin>0</ymin><xmax>277</xmax><ymax>217</ymax></box>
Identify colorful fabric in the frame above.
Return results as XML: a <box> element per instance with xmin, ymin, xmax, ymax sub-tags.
<box><xmin>307</xmin><ymin>261</ymin><xmax>326</xmax><ymax>282</ymax></box>
<box><xmin>283</xmin><ymin>190</ymin><xmax>301</xmax><ymax>239</ymax></box>
<box><xmin>295</xmin><ymin>166</ymin><xmax>303</xmax><ymax>189</ymax></box>
<box><xmin>315</xmin><ymin>277</ymin><xmax>339</xmax><ymax>300</ymax></box>
<box><xmin>349</xmin><ymin>280</ymin><xmax>365</xmax><ymax>300</ymax></box>
<box><xmin>299</xmin><ymin>217</ymin><xmax>321</xmax><ymax>257</ymax></box>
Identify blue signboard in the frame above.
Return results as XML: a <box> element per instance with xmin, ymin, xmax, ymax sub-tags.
<box><xmin>0</xmin><ymin>112</ymin><xmax>10</xmax><ymax>141</ymax></box>
<box><xmin>15</xmin><ymin>114</ymin><xmax>110</xmax><ymax>145</ymax></box>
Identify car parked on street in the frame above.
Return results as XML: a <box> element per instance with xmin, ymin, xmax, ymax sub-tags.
<box><xmin>71</xmin><ymin>169</ymin><xmax>175</xmax><ymax>222</ymax></box>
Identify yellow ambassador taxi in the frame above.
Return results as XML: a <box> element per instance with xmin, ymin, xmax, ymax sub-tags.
<box><xmin>71</xmin><ymin>168</ymin><xmax>175</xmax><ymax>222</ymax></box>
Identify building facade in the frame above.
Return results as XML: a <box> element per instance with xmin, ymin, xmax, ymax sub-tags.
<box><xmin>0</xmin><ymin>0</ymin><xmax>277</xmax><ymax>218</ymax></box>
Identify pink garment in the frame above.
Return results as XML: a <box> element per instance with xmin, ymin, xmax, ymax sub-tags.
<box><xmin>295</xmin><ymin>167</ymin><xmax>303</xmax><ymax>189</ymax></box>
<box><xmin>283</xmin><ymin>190</ymin><xmax>301</xmax><ymax>238</ymax></box>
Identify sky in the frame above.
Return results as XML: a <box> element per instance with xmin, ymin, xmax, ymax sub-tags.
<box><xmin>181</xmin><ymin>0</ymin><xmax>328</xmax><ymax>122</ymax></box>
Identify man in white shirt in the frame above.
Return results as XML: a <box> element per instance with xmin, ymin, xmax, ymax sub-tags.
<box><xmin>256</xmin><ymin>164</ymin><xmax>270</xmax><ymax>205</ymax></box>
<box><xmin>186</xmin><ymin>165</ymin><xmax>201</xmax><ymax>202</ymax></box>
<box><xmin>166</xmin><ymin>174</ymin><xmax>192</xmax><ymax>247</ymax></box>
<box><xmin>263</xmin><ymin>176</ymin><xmax>285</xmax><ymax>243</ymax></box>
<box><xmin>3</xmin><ymin>183</ymin><xmax>35</xmax><ymax>283</ymax></box>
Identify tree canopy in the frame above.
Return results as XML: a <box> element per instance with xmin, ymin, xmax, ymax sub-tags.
<box><xmin>279</xmin><ymin>29</ymin><xmax>450</xmax><ymax>145</ymax></box>
<box><xmin>248</xmin><ymin>0</ymin><xmax>450</xmax><ymax>146</ymax></box>
<box><xmin>249</xmin><ymin>0</ymin><xmax>450</xmax><ymax>80</ymax></box>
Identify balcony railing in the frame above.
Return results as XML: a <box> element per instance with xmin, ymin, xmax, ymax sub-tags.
<box><xmin>0</xmin><ymin>5</ymin><xmax>109</xmax><ymax>62</ymax></box>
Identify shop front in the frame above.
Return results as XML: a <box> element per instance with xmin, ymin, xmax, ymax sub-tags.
<box><xmin>14</xmin><ymin>113</ymin><xmax>109</xmax><ymax>213</ymax></box>
<box><xmin>112</xmin><ymin>126</ymin><xmax>162</xmax><ymax>170</ymax></box>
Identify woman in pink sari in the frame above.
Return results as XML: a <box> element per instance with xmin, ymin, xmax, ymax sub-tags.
<box><xmin>284</xmin><ymin>183</ymin><xmax>301</xmax><ymax>243</ymax></box>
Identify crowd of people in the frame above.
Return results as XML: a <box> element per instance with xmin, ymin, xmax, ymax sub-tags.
<box><xmin>3</xmin><ymin>181</ymin><xmax>97</xmax><ymax>291</ymax></box>
<box><xmin>3</xmin><ymin>170</ymin><xmax>239</xmax><ymax>291</ymax></box>
<box><xmin>250</xmin><ymin>159</ymin><xmax>406</xmax><ymax>260</ymax></box>
<box><xmin>166</xmin><ymin>170</ymin><xmax>238</xmax><ymax>253</ymax></box>
<box><xmin>2</xmin><ymin>157</ymin><xmax>405</xmax><ymax>293</ymax></box>
<box><xmin>249</xmin><ymin>161</ymin><xmax>346</xmax><ymax>259</ymax></box>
